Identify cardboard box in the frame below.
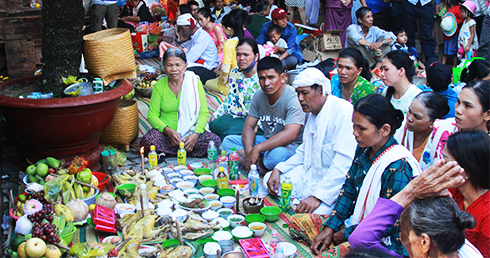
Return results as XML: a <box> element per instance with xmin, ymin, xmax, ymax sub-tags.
<box><xmin>300</xmin><ymin>34</ymin><xmax>318</xmax><ymax>51</ymax></box>
<box><xmin>318</xmin><ymin>49</ymin><xmax>342</xmax><ymax>61</ymax></box>
<box><xmin>319</xmin><ymin>30</ymin><xmax>343</xmax><ymax>51</ymax></box>
<box><xmin>302</xmin><ymin>49</ymin><xmax>318</xmax><ymax>62</ymax></box>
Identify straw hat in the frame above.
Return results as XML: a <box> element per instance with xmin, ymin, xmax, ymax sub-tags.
<box><xmin>441</xmin><ymin>13</ymin><xmax>457</xmax><ymax>37</ymax></box>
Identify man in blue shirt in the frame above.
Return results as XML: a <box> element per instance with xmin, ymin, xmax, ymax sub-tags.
<box><xmin>257</xmin><ymin>8</ymin><xmax>303</xmax><ymax>70</ymax></box>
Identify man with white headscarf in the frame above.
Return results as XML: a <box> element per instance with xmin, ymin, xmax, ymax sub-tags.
<box><xmin>264</xmin><ymin>68</ymin><xmax>358</xmax><ymax>215</ymax></box>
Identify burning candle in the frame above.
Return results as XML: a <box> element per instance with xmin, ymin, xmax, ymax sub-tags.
<box><xmin>173</xmin><ymin>217</ymin><xmax>183</xmax><ymax>245</ymax></box>
<box><xmin>140</xmin><ymin>147</ymin><xmax>146</xmax><ymax>180</ymax></box>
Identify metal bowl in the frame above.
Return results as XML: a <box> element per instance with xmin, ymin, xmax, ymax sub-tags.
<box><xmin>134</xmin><ymin>87</ymin><xmax>153</xmax><ymax>97</ymax></box>
<box><xmin>64</xmin><ymin>81</ymin><xmax>94</xmax><ymax>96</ymax></box>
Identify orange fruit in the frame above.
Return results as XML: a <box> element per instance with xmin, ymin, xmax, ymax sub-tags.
<box><xmin>89</xmin><ymin>204</ymin><xmax>96</xmax><ymax>212</ymax></box>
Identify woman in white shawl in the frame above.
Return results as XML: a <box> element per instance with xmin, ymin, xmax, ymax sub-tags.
<box><xmin>140</xmin><ymin>48</ymin><xmax>221</xmax><ymax>157</ymax></box>
<box><xmin>394</xmin><ymin>92</ymin><xmax>450</xmax><ymax>166</ymax></box>
<box><xmin>417</xmin><ymin>80</ymin><xmax>489</xmax><ymax>170</ymax></box>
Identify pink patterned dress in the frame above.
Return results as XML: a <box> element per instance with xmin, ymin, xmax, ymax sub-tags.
<box><xmin>204</xmin><ymin>23</ymin><xmax>227</xmax><ymax>63</ymax></box>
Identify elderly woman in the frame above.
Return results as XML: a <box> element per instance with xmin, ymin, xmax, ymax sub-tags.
<box><xmin>307</xmin><ymin>94</ymin><xmax>421</xmax><ymax>257</ymax></box>
<box><xmin>346</xmin><ymin>7</ymin><xmax>396</xmax><ymax>68</ymax></box>
<box><xmin>349</xmin><ymin>160</ymin><xmax>483</xmax><ymax>258</ymax></box>
<box><xmin>331</xmin><ymin>48</ymin><xmax>375</xmax><ymax>104</ymax></box>
<box><xmin>381</xmin><ymin>50</ymin><xmax>422</xmax><ymax>115</ymax></box>
<box><xmin>209</xmin><ymin>38</ymin><xmax>261</xmax><ymax>139</ymax></box>
<box><xmin>445</xmin><ymin>130</ymin><xmax>490</xmax><ymax>257</ymax></box>
<box><xmin>140</xmin><ymin>48</ymin><xmax>221</xmax><ymax>157</ymax></box>
<box><xmin>421</xmin><ymin>80</ymin><xmax>489</xmax><ymax>170</ymax></box>
<box><xmin>395</xmin><ymin>92</ymin><xmax>450</xmax><ymax>164</ymax></box>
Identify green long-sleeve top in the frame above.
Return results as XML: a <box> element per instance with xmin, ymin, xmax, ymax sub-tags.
<box><xmin>147</xmin><ymin>76</ymin><xmax>209</xmax><ymax>134</ymax></box>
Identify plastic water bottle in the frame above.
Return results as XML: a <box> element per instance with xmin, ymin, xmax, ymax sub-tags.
<box><xmin>217</xmin><ymin>167</ymin><xmax>228</xmax><ymax>189</ymax></box>
<box><xmin>270</xmin><ymin>229</ymin><xmax>279</xmax><ymax>255</ymax></box>
<box><xmin>177</xmin><ymin>142</ymin><xmax>186</xmax><ymax>166</ymax></box>
<box><xmin>148</xmin><ymin>145</ymin><xmax>158</xmax><ymax>169</ymax></box>
<box><xmin>280</xmin><ymin>176</ymin><xmax>293</xmax><ymax>212</ymax></box>
<box><xmin>218</xmin><ymin>150</ymin><xmax>229</xmax><ymax>176</ymax></box>
<box><xmin>248</xmin><ymin>164</ymin><xmax>259</xmax><ymax>197</ymax></box>
<box><xmin>138</xmin><ymin>184</ymin><xmax>150</xmax><ymax>210</ymax></box>
<box><xmin>273</xmin><ymin>246</ymin><xmax>285</xmax><ymax>258</ymax></box>
<box><xmin>207</xmin><ymin>141</ymin><xmax>218</xmax><ymax>170</ymax></box>
<box><xmin>228</xmin><ymin>147</ymin><xmax>239</xmax><ymax>180</ymax></box>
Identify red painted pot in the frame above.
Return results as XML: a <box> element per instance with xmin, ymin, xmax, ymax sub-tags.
<box><xmin>0</xmin><ymin>76</ymin><xmax>132</xmax><ymax>170</ymax></box>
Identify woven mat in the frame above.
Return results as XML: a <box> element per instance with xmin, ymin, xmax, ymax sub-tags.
<box><xmin>135</xmin><ymin>57</ymin><xmax>161</xmax><ymax>69</ymax></box>
<box><xmin>135</xmin><ymin>89</ymin><xmax>224</xmax><ymax>137</ymax></box>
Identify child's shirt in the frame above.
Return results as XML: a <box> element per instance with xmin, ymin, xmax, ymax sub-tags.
<box><xmin>458</xmin><ymin>19</ymin><xmax>478</xmax><ymax>52</ymax></box>
<box><xmin>274</xmin><ymin>38</ymin><xmax>289</xmax><ymax>54</ymax></box>
<box><xmin>391</xmin><ymin>43</ymin><xmax>419</xmax><ymax>61</ymax></box>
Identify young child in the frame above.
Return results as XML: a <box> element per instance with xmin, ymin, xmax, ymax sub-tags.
<box><xmin>391</xmin><ymin>28</ymin><xmax>425</xmax><ymax>71</ymax></box>
<box><xmin>458</xmin><ymin>1</ymin><xmax>478</xmax><ymax>60</ymax></box>
<box><xmin>425</xmin><ymin>60</ymin><xmax>457</xmax><ymax>118</ymax></box>
<box><xmin>441</xmin><ymin>0</ymin><xmax>464</xmax><ymax>66</ymax></box>
<box><xmin>266</xmin><ymin>25</ymin><xmax>289</xmax><ymax>59</ymax></box>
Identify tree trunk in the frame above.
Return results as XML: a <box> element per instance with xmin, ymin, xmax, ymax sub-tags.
<box><xmin>40</xmin><ymin>0</ymin><xmax>84</xmax><ymax>96</ymax></box>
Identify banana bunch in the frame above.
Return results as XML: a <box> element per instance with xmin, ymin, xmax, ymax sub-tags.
<box><xmin>138</xmin><ymin>80</ymin><xmax>156</xmax><ymax>89</ymax></box>
<box><xmin>54</xmin><ymin>203</ymin><xmax>74</xmax><ymax>222</ymax></box>
<box><xmin>13</xmin><ymin>201</ymin><xmax>24</xmax><ymax>217</ymax></box>
<box><xmin>60</xmin><ymin>175</ymin><xmax>99</xmax><ymax>202</ymax></box>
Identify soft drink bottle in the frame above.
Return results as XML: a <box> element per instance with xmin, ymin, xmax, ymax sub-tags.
<box><xmin>217</xmin><ymin>150</ymin><xmax>229</xmax><ymax>177</ymax></box>
<box><xmin>207</xmin><ymin>141</ymin><xmax>218</xmax><ymax>170</ymax></box>
<box><xmin>148</xmin><ymin>145</ymin><xmax>158</xmax><ymax>169</ymax></box>
<box><xmin>217</xmin><ymin>167</ymin><xmax>228</xmax><ymax>189</ymax></box>
<box><xmin>228</xmin><ymin>147</ymin><xmax>239</xmax><ymax>180</ymax></box>
<box><xmin>280</xmin><ymin>176</ymin><xmax>293</xmax><ymax>212</ymax></box>
<box><xmin>270</xmin><ymin>229</ymin><xmax>279</xmax><ymax>255</ymax></box>
<box><xmin>248</xmin><ymin>164</ymin><xmax>259</xmax><ymax>197</ymax></box>
<box><xmin>177</xmin><ymin>142</ymin><xmax>186</xmax><ymax>166</ymax></box>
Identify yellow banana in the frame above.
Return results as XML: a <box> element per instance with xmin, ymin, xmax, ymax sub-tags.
<box><xmin>54</xmin><ymin>203</ymin><xmax>74</xmax><ymax>222</ymax></box>
<box><xmin>91</xmin><ymin>175</ymin><xmax>99</xmax><ymax>187</ymax></box>
<box><xmin>69</xmin><ymin>188</ymin><xmax>76</xmax><ymax>200</ymax></box>
<box><xmin>87</xmin><ymin>188</ymin><xmax>95</xmax><ymax>198</ymax></box>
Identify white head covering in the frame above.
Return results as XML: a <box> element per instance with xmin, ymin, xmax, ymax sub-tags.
<box><xmin>176</xmin><ymin>13</ymin><xmax>196</xmax><ymax>26</ymax></box>
<box><xmin>291</xmin><ymin>68</ymin><xmax>331</xmax><ymax>96</ymax></box>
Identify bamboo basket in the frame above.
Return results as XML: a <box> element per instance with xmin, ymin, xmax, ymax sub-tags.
<box><xmin>100</xmin><ymin>100</ymin><xmax>139</xmax><ymax>151</ymax></box>
<box><xmin>83</xmin><ymin>28</ymin><xmax>136</xmax><ymax>85</ymax></box>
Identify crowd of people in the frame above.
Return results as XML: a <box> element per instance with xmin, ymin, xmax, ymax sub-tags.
<box><xmin>86</xmin><ymin>0</ymin><xmax>490</xmax><ymax>256</ymax></box>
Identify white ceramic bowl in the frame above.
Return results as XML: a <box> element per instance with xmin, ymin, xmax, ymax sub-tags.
<box><xmin>248</xmin><ymin>222</ymin><xmax>266</xmax><ymax>237</ymax></box>
<box><xmin>180</xmin><ymin>169</ymin><xmax>194</xmax><ymax>176</ymax></box>
<box><xmin>184</xmin><ymin>175</ymin><xmax>198</xmax><ymax>184</ymax></box>
<box><xmin>204</xmin><ymin>193</ymin><xmax>220</xmax><ymax>201</ymax></box>
<box><xmin>162</xmin><ymin>167</ymin><xmax>174</xmax><ymax>174</ymax></box>
<box><xmin>176</xmin><ymin>181</ymin><xmax>195</xmax><ymax>190</ymax></box>
<box><xmin>212</xmin><ymin>230</ymin><xmax>233</xmax><ymax>242</ymax></box>
<box><xmin>227</xmin><ymin>214</ymin><xmax>245</xmax><ymax>228</ymax></box>
<box><xmin>173</xmin><ymin>165</ymin><xmax>187</xmax><ymax>172</ymax></box>
<box><xmin>170</xmin><ymin>178</ymin><xmax>184</xmax><ymax>186</ymax></box>
<box><xmin>115</xmin><ymin>203</ymin><xmax>136</xmax><ymax>215</ymax></box>
<box><xmin>156</xmin><ymin>207</ymin><xmax>173</xmax><ymax>218</ymax></box>
<box><xmin>168</xmin><ymin>172</ymin><xmax>182</xmax><ymax>179</ymax></box>
<box><xmin>187</xmin><ymin>194</ymin><xmax>204</xmax><ymax>200</ymax></box>
<box><xmin>231</xmin><ymin>226</ymin><xmax>253</xmax><ymax>239</ymax></box>
<box><xmin>220</xmin><ymin>196</ymin><xmax>236</xmax><ymax>208</ymax></box>
<box><xmin>217</xmin><ymin>208</ymin><xmax>234</xmax><ymax>219</ymax></box>
<box><xmin>212</xmin><ymin>217</ymin><xmax>230</xmax><ymax>230</ymax></box>
<box><xmin>160</xmin><ymin>184</ymin><xmax>175</xmax><ymax>194</ymax></box>
<box><xmin>209</xmin><ymin>200</ymin><xmax>223</xmax><ymax>211</ymax></box>
<box><xmin>183</xmin><ymin>188</ymin><xmax>200</xmax><ymax>197</ymax></box>
<box><xmin>278</xmin><ymin>242</ymin><xmax>297</xmax><ymax>258</ymax></box>
<box><xmin>199</xmin><ymin>187</ymin><xmax>215</xmax><ymax>195</ymax></box>
<box><xmin>170</xmin><ymin>209</ymin><xmax>188</xmax><ymax>222</ymax></box>
<box><xmin>202</xmin><ymin>210</ymin><xmax>220</xmax><ymax>221</ymax></box>
<box><xmin>157</xmin><ymin>199</ymin><xmax>174</xmax><ymax>209</ymax></box>
<box><xmin>198</xmin><ymin>175</ymin><xmax>213</xmax><ymax>184</ymax></box>
<box><xmin>190</xmin><ymin>162</ymin><xmax>203</xmax><ymax>170</ymax></box>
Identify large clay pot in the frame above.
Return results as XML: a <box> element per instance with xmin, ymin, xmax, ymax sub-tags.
<box><xmin>0</xmin><ymin>76</ymin><xmax>133</xmax><ymax>170</ymax></box>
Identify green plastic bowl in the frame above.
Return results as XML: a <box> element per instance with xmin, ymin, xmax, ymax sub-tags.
<box><xmin>96</xmin><ymin>192</ymin><xmax>117</xmax><ymax>200</ymax></box>
<box><xmin>196</xmin><ymin>237</ymin><xmax>217</xmax><ymax>244</ymax></box>
<box><xmin>161</xmin><ymin>239</ymin><xmax>181</xmax><ymax>249</ymax></box>
<box><xmin>245</xmin><ymin>214</ymin><xmax>266</xmax><ymax>224</ymax></box>
<box><xmin>194</xmin><ymin>168</ymin><xmax>212</xmax><ymax>176</ymax></box>
<box><xmin>201</xmin><ymin>179</ymin><xmax>217</xmax><ymax>189</ymax></box>
<box><xmin>59</xmin><ymin>227</ymin><xmax>76</xmax><ymax>245</ymax></box>
<box><xmin>116</xmin><ymin>183</ymin><xmax>136</xmax><ymax>195</ymax></box>
<box><xmin>217</xmin><ymin>188</ymin><xmax>235</xmax><ymax>197</ymax></box>
<box><xmin>260</xmin><ymin>206</ymin><xmax>281</xmax><ymax>222</ymax></box>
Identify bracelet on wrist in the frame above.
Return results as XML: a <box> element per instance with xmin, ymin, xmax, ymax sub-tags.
<box><xmin>194</xmin><ymin>131</ymin><xmax>202</xmax><ymax>136</ymax></box>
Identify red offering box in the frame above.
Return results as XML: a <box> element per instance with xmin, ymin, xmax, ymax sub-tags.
<box><xmin>93</xmin><ymin>205</ymin><xmax>116</xmax><ymax>227</ymax></box>
<box><xmin>95</xmin><ymin>224</ymin><xmax>117</xmax><ymax>233</ymax></box>
<box><xmin>239</xmin><ymin>238</ymin><xmax>270</xmax><ymax>258</ymax></box>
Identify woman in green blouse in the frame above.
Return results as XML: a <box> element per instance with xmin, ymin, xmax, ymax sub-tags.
<box><xmin>332</xmin><ymin>48</ymin><xmax>376</xmax><ymax>104</ymax></box>
<box><xmin>140</xmin><ymin>47</ymin><xmax>221</xmax><ymax>157</ymax></box>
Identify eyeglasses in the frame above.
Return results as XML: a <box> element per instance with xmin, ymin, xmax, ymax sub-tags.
<box><xmin>191</xmin><ymin>8</ymin><xmax>199</xmax><ymax>11</ymax></box>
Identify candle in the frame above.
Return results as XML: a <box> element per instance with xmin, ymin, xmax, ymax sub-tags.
<box><xmin>235</xmin><ymin>184</ymin><xmax>240</xmax><ymax>214</ymax></box>
<box><xmin>173</xmin><ymin>217</ymin><xmax>183</xmax><ymax>245</ymax></box>
<box><xmin>140</xmin><ymin>147</ymin><xmax>146</xmax><ymax>180</ymax></box>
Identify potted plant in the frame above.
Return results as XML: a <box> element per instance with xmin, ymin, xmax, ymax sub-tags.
<box><xmin>0</xmin><ymin>0</ymin><xmax>133</xmax><ymax>170</ymax></box>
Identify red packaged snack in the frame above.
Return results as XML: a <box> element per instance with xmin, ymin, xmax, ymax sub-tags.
<box><xmin>93</xmin><ymin>205</ymin><xmax>116</xmax><ymax>228</ymax></box>
<box><xmin>239</xmin><ymin>238</ymin><xmax>270</xmax><ymax>258</ymax></box>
